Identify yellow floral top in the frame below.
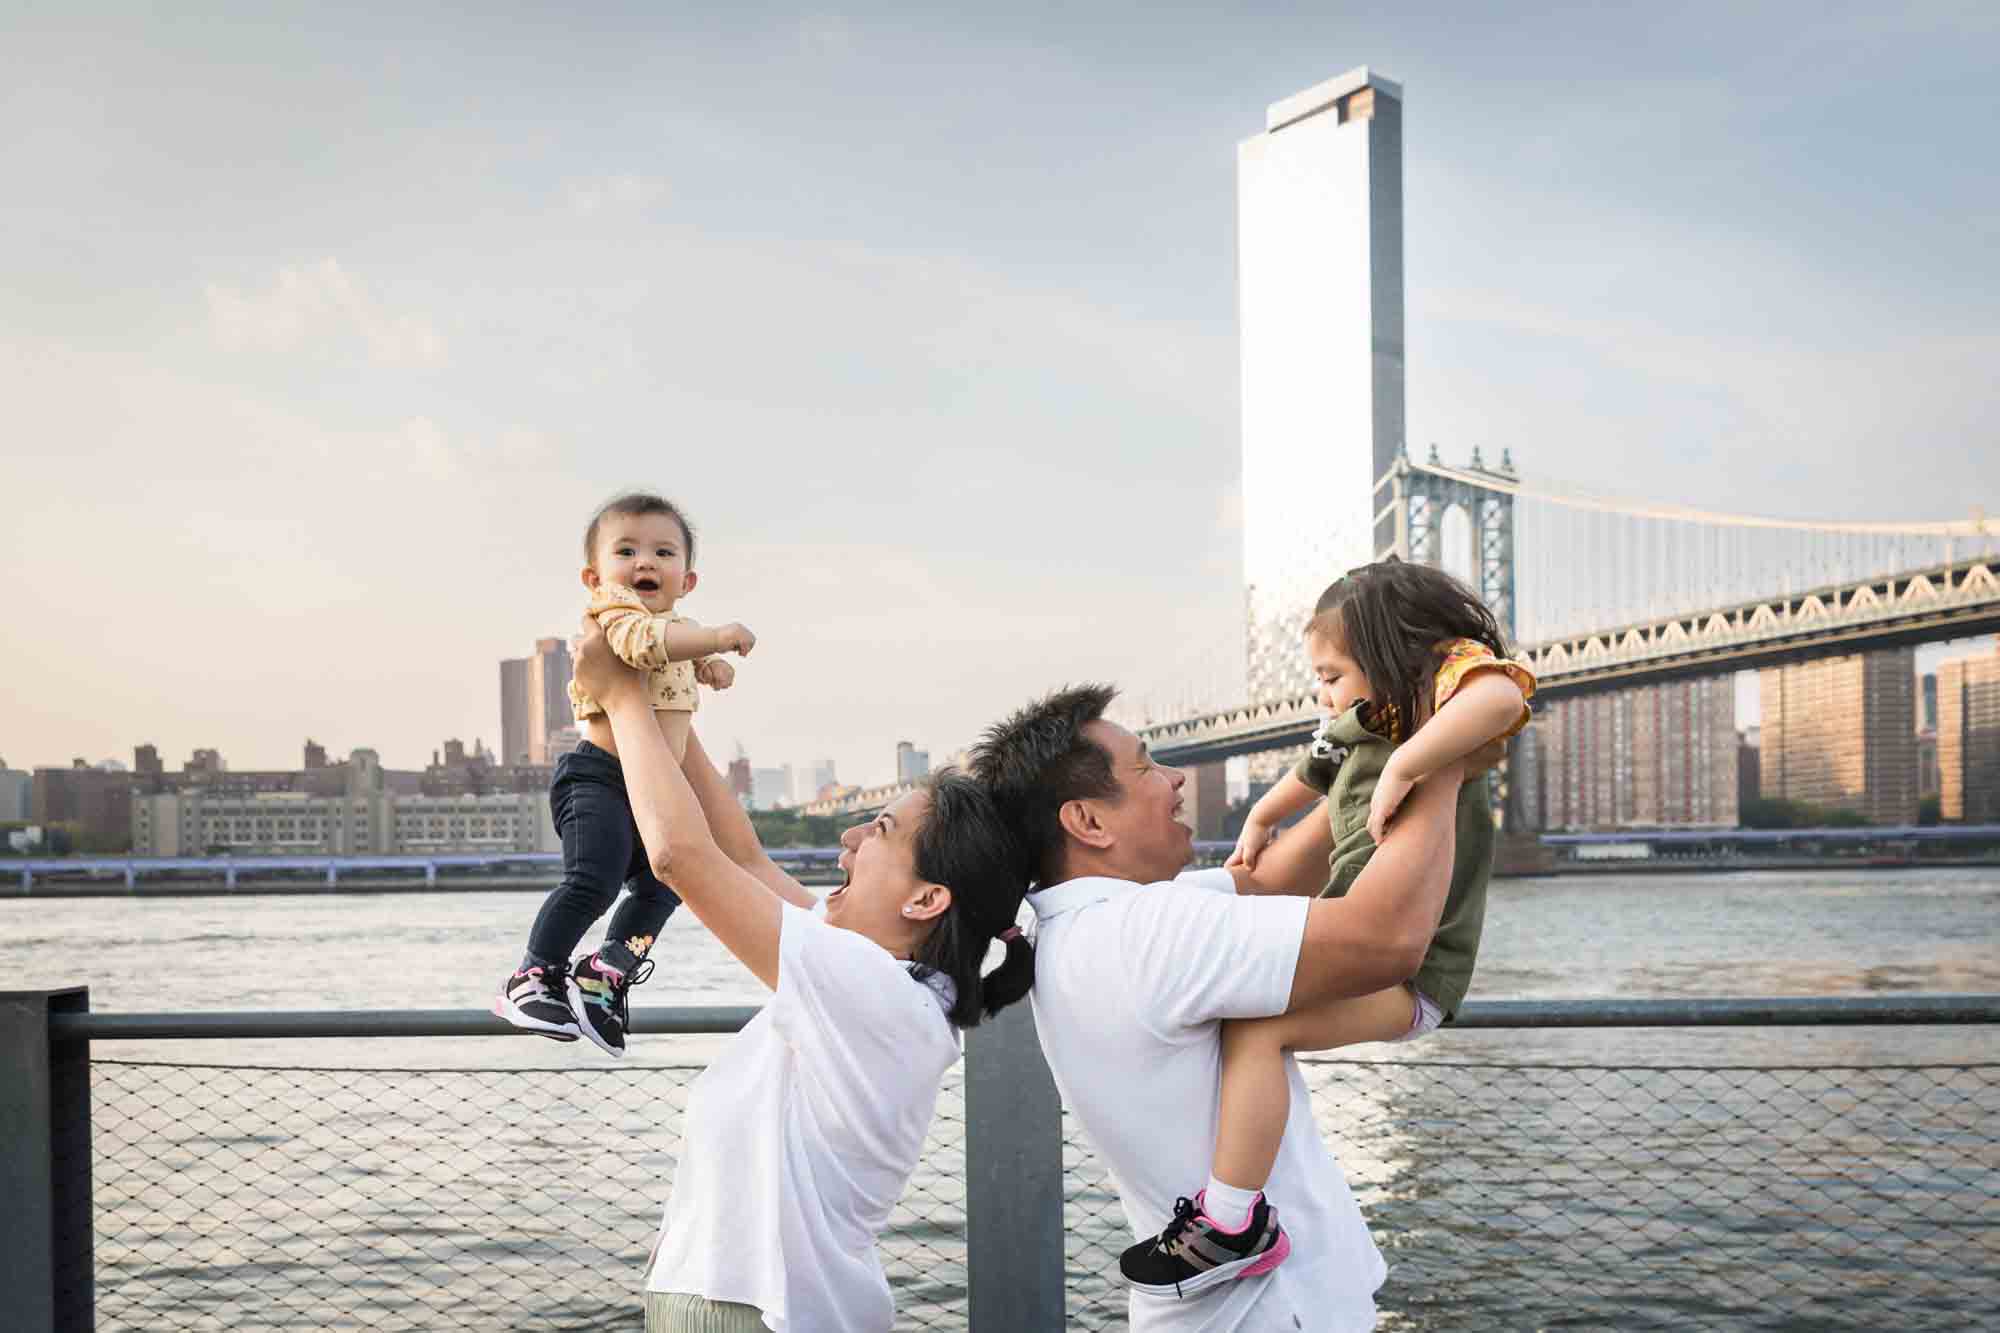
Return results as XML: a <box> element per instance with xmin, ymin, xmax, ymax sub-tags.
<box><xmin>567</xmin><ymin>583</ymin><xmax>704</xmax><ymax>720</ymax></box>
<box><xmin>1361</xmin><ymin>637</ymin><xmax>1537</xmax><ymax>744</ymax></box>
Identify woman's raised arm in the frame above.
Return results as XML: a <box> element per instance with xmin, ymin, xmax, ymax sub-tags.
<box><xmin>682</xmin><ymin>730</ymin><xmax>819</xmax><ymax>910</ymax></box>
<box><xmin>574</xmin><ymin>623</ymin><xmax>783</xmax><ymax>989</ymax></box>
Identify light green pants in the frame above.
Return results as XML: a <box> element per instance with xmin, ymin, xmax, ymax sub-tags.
<box><xmin>645</xmin><ymin>1290</ymin><xmax>768</xmax><ymax>1333</ymax></box>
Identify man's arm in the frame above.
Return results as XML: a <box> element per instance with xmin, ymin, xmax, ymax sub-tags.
<box><xmin>1284</xmin><ymin>764</ymin><xmax>1463</xmax><ymax>1012</ymax></box>
<box><xmin>681</xmin><ymin>730</ymin><xmax>818</xmax><ymax>909</ymax></box>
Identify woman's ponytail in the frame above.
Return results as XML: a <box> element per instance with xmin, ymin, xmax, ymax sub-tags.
<box><xmin>907</xmin><ymin>771</ymin><xmax>1034</xmax><ymax>1030</ymax></box>
<box><xmin>978</xmin><ymin>928</ymin><xmax>1035</xmax><ymax>1019</ymax></box>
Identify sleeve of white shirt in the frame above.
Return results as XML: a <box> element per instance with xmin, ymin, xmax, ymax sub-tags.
<box><xmin>1123</xmin><ymin>867</ymin><xmax>1310</xmax><ymax>1036</ymax></box>
<box><xmin>770</xmin><ymin>903</ymin><xmax>952</xmax><ymax>1111</ymax></box>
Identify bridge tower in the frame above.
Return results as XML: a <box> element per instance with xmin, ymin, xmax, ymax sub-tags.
<box><xmin>1378</xmin><ymin>446</ymin><xmax>1519</xmax><ymax>644</ymax></box>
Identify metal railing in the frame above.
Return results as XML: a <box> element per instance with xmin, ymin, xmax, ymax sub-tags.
<box><xmin>5</xmin><ymin>991</ymin><xmax>1997</xmax><ymax>1331</ymax></box>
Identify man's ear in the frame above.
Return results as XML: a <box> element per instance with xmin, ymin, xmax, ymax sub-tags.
<box><xmin>581</xmin><ymin>566</ymin><xmax>600</xmax><ymax>590</ymax></box>
<box><xmin>680</xmin><ymin>569</ymin><xmax>699</xmax><ymax>597</ymax></box>
<box><xmin>1057</xmin><ymin>798</ymin><xmax>1114</xmax><ymax>852</ymax></box>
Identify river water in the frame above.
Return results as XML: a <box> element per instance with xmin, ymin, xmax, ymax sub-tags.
<box><xmin>9</xmin><ymin>866</ymin><xmax>1998</xmax><ymax>1329</ymax></box>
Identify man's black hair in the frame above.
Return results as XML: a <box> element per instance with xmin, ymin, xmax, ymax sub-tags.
<box><xmin>969</xmin><ymin>683</ymin><xmax>1120</xmax><ymax>889</ymax></box>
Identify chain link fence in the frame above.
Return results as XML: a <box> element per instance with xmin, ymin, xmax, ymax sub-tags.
<box><xmin>83</xmin><ymin>1048</ymin><xmax>2000</xmax><ymax>1330</ymax></box>
<box><xmin>91</xmin><ymin>1059</ymin><xmax>966</xmax><ymax>1331</ymax></box>
<box><xmin>1066</xmin><ymin>1059</ymin><xmax>2000</xmax><ymax>1331</ymax></box>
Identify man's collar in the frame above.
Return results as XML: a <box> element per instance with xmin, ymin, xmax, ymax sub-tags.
<box><xmin>1027</xmin><ymin>873</ymin><xmax>1151</xmax><ymax>921</ymax></box>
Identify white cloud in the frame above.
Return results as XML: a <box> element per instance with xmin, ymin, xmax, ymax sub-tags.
<box><xmin>567</xmin><ymin>173</ymin><xmax>668</xmax><ymax>217</ymax></box>
<box><xmin>794</xmin><ymin>16</ymin><xmax>855</xmax><ymax>58</ymax></box>
<box><xmin>205</xmin><ymin>258</ymin><xmax>446</xmax><ymax>367</ymax></box>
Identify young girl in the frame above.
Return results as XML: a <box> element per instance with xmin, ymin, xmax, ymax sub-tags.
<box><xmin>1119</xmin><ymin>558</ymin><xmax>1536</xmax><ymax>1297</ymax></box>
<box><xmin>493</xmin><ymin>491</ymin><xmax>757</xmax><ymax>1057</ymax></box>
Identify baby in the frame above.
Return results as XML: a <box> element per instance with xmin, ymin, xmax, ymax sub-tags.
<box><xmin>493</xmin><ymin>491</ymin><xmax>755</xmax><ymax>1056</ymax></box>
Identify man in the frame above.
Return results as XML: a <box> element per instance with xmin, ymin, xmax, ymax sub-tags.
<box><xmin>972</xmin><ymin>685</ymin><xmax>1464</xmax><ymax>1331</ymax></box>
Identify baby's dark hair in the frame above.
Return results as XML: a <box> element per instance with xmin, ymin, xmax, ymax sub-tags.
<box><xmin>583</xmin><ymin>492</ymin><xmax>696</xmax><ymax>567</ymax></box>
<box><xmin>1308</xmin><ymin>558</ymin><xmax>1507</xmax><ymax>733</ymax></box>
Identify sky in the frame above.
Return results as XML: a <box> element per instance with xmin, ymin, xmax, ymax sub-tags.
<box><xmin>3</xmin><ymin>2</ymin><xmax>1996</xmax><ymax>786</ymax></box>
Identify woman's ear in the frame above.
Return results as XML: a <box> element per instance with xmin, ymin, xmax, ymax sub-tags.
<box><xmin>905</xmin><ymin>882</ymin><xmax>953</xmax><ymax>924</ymax></box>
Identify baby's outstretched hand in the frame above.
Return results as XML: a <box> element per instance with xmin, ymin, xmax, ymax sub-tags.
<box><xmin>1367</xmin><ymin>766</ymin><xmax>1416</xmax><ymax>844</ymax></box>
<box><xmin>1225</xmin><ymin>817</ymin><xmax>1274</xmax><ymax>870</ymax></box>
<box><xmin>695</xmin><ymin>657</ymin><xmax>735</xmax><ymax>690</ymax></box>
<box><xmin>715</xmin><ymin>623</ymin><xmax>756</xmax><ymax>656</ymax></box>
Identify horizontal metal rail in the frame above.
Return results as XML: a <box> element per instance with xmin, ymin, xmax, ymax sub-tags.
<box><xmin>46</xmin><ymin>994</ymin><xmax>2000</xmax><ymax>1043</ymax></box>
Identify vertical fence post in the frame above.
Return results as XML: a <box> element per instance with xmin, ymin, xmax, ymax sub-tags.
<box><xmin>964</xmin><ymin>1000</ymin><xmax>1063</xmax><ymax>1330</ymax></box>
<box><xmin>1</xmin><ymin>986</ymin><xmax>94</xmax><ymax>1333</ymax></box>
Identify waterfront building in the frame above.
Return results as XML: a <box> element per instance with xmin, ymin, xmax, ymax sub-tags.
<box><xmin>392</xmin><ymin>792</ymin><xmax>554</xmax><ymax>854</ymax></box>
<box><xmin>525</xmin><ymin>638</ymin><xmax>572</xmax><ymax>765</ymax></box>
<box><xmin>500</xmin><ymin>656</ymin><xmax>533</xmax><ymax>765</ymax></box>
<box><xmin>0</xmin><ymin>763</ymin><xmax>31</xmax><ymax>822</ymax></box>
<box><xmin>1239</xmin><ymin>67</ymin><xmax>1404</xmax><ymax>705</ymax></box>
<box><xmin>1759</xmin><ymin>648</ymin><xmax>1918</xmax><ymax>824</ymax></box>
<box><xmin>1938</xmin><ymin>638</ymin><xmax>2000</xmax><ymax>822</ymax></box>
<box><xmin>133</xmin><ymin>744</ymin><xmax>164</xmax><ymax>790</ymax></box>
<box><xmin>1738</xmin><ymin>727</ymin><xmax>1762</xmax><ymax>806</ymax></box>
<box><xmin>751</xmin><ymin>765</ymin><xmax>793</xmax><ymax>811</ymax></box>
<box><xmin>32</xmin><ymin>760</ymin><xmax>136</xmax><ymax>851</ymax></box>
<box><xmin>896</xmin><ymin>741</ymin><xmax>930</xmax><ymax>784</ymax></box>
<box><xmin>795</xmin><ymin>760</ymin><xmax>838</xmax><ymax>806</ymax></box>
<box><xmin>1526</xmin><ymin>677</ymin><xmax>1737</xmax><ymax>831</ymax></box>
<box><xmin>132</xmin><ymin>786</ymin><xmax>555</xmax><ymax>856</ymax></box>
<box><xmin>498</xmin><ymin>637</ymin><xmax>574</xmax><ymax>766</ymax></box>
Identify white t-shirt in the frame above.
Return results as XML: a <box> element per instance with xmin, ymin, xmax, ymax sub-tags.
<box><xmin>646</xmin><ymin>903</ymin><xmax>961</xmax><ymax>1332</ymax></box>
<box><xmin>1029</xmin><ymin>867</ymin><xmax>1387</xmax><ymax>1332</ymax></box>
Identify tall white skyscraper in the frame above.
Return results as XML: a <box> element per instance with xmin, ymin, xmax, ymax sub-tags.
<box><xmin>1238</xmin><ymin>68</ymin><xmax>1405</xmax><ymax>704</ymax></box>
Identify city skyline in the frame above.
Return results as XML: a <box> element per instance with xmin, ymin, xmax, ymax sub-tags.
<box><xmin>5</xmin><ymin>6</ymin><xmax>1997</xmax><ymax>787</ymax></box>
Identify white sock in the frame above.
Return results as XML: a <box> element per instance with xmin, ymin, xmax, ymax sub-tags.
<box><xmin>1202</xmin><ymin>1176</ymin><xmax>1260</xmax><ymax>1233</ymax></box>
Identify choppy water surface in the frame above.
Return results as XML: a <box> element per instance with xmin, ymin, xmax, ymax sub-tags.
<box><xmin>10</xmin><ymin>867</ymin><xmax>1998</xmax><ymax>1329</ymax></box>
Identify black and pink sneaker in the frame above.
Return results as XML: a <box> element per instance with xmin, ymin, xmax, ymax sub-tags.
<box><xmin>492</xmin><ymin>964</ymin><xmax>580</xmax><ymax>1042</ymax></box>
<box><xmin>567</xmin><ymin>951</ymin><xmax>653</xmax><ymax>1056</ymax></box>
<box><xmin>1118</xmin><ymin>1191</ymin><xmax>1291</xmax><ymax>1298</ymax></box>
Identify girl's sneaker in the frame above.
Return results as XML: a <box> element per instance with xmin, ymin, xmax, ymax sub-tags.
<box><xmin>1118</xmin><ymin>1191</ymin><xmax>1291</xmax><ymax>1298</ymax></box>
<box><xmin>492</xmin><ymin>964</ymin><xmax>581</xmax><ymax>1041</ymax></box>
<box><xmin>568</xmin><ymin>952</ymin><xmax>653</xmax><ymax>1056</ymax></box>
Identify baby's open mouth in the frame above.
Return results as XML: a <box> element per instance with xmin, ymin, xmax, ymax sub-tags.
<box><xmin>634</xmin><ymin>578</ymin><xmax>661</xmax><ymax>592</ymax></box>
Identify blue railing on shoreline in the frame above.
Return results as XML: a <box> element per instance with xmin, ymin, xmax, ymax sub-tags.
<box><xmin>6</xmin><ymin>989</ymin><xmax>1998</xmax><ymax>1331</ymax></box>
<box><xmin>6</xmin><ymin>846</ymin><xmax>847</xmax><ymax>891</ymax></box>
<box><xmin>15</xmin><ymin>826</ymin><xmax>2000</xmax><ymax>893</ymax></box>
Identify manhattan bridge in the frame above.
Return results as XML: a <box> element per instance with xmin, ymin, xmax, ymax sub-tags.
<box><xmin>807</xmin><ymin>454</ymin><xmax>2000</xmax><ymax>820</ymax></box>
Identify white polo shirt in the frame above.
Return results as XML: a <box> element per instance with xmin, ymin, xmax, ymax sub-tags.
<box><xmin>1029</xmin><ymin>867</ymin><xmax>1386</xmax><ymax>1332</ymax></box>
<box><xmin>646</xmin><ymin>903</ymin><xmax>960</xmax><ymax>1332</ymax></box>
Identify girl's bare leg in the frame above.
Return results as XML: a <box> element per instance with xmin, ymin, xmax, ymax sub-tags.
<box><xmin>1212</xmin><ymin>986</ymin><xmax>1419</xmax><ymax>1189</ymax></box>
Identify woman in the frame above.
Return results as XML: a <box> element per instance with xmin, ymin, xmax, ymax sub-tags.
<box><xmin>570</xmin><ymin>625</ymin><xmax>1034</xmax><ymax>1333</ymax></box>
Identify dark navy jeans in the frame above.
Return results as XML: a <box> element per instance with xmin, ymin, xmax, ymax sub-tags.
<box><xmin>524</xmin><ymin>741</ymin><xmax>682</xmax><ymax>969</ymax></box>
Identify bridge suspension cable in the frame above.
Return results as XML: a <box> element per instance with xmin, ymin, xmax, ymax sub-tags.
<box><xmin>1407</xmin><ymin>460</ymin><xmax>2000</xmax><ymax>644</ymax></box>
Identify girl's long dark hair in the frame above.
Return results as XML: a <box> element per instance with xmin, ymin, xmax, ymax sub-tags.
<box><xmin>1312</xmin><ymin>557</ymin><xmax>1508</xmax><ymax>737</ymax></box>
<box><xmin>904</xmin><ymin>770</ymin><xmax>1034</xmax><ymax>1029</ymax></box>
